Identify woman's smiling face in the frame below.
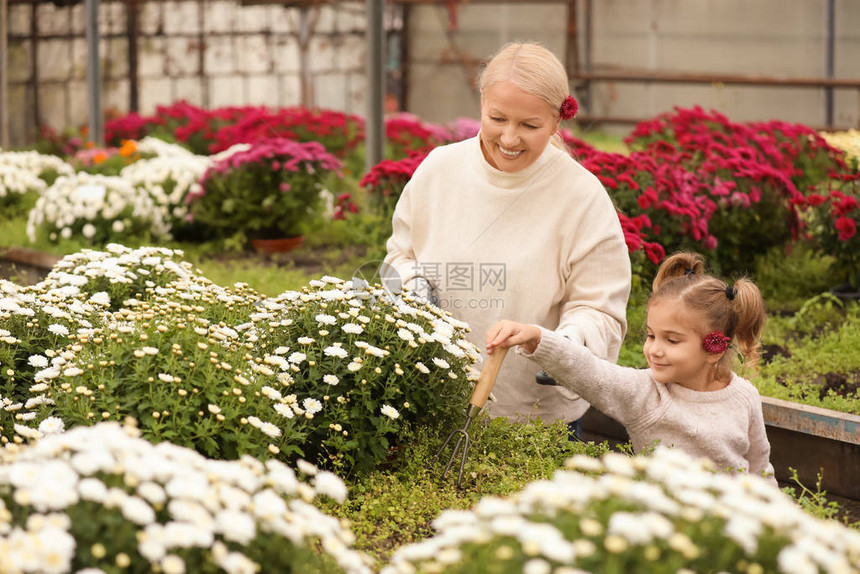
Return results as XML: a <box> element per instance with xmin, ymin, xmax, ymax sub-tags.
<box><xmin>479</xmin><ymin>80</ymin><xmax>559</xmax><ymax>173</ymax></box>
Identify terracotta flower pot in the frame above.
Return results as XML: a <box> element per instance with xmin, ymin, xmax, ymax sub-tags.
<box><xmin>251</xmin><ymin>235</ymin><xmax>305</xmax><ymax>253</ymax></box>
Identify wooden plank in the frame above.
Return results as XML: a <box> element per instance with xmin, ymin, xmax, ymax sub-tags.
<box><xmin>761</xmin><ymin>396</ymin><xmax>860</xmax><ymax>446</ymax></box>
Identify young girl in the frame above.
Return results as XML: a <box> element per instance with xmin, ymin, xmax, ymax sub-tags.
<box><xmin>486</xmin><ymin>252</ymin><xmax>777</xmax><ymax>485</ymax></box>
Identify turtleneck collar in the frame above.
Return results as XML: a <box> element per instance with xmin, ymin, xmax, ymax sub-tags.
<box><xmin>471</xmin><ymin>132</ymin><xmax>565</xmax><ymax>190</ymax></box>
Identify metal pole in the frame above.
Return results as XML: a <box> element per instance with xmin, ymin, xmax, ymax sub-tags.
<box><xmin>825</xmin><ymin>0</ymin><xmax>835</xmax><ymax>128</ymax></box>
<box><xmin>86</xmin><ymin>0</ymin><xmax>103</xmax><ymax>146</ymax></box>
<box><xmin>365</xmin><ymin>0</ymin><xmax>384</xmax><ymax>172</ymax></box>
<box><xmin>583</xmin><ymin>0</ymin><xmax>593</xmax><ymax>113</ymax></box>
<box><xmin>127</xmin><ymin>0</ymin><xmax>139</xmax><ymax>112</ymax></box>
<box><xmin>1</xmin><ymin>0</ymin><xmax>9</xmax><ymax>148</ymax></box>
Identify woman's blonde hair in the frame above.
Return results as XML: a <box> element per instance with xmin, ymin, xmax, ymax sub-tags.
<box><xmin>478</xmin><ymin>41</ymin><xmax>570</xmax><ymax>149</ymax></box>
<box><xmin>650</xmin><ymin>252</ymin><xmax>767</xmax><ymax>380</ymax></box>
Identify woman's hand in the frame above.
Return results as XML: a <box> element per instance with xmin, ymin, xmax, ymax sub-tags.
<box><xmin>486</xmin><ymin>320</ymin><xmax>541</xmax><ymax>355</ymax></box>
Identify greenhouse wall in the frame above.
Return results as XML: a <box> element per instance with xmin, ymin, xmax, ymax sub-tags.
<box><xmin>5</xmin><ymin>0</ymin><xmax>381</xmax><ymax>146</ymax></box>
<box><xmin>407</xmin><ymin>0</ymin><xmax>860</xmax><ymax>132</ymax></box>
<box><xmin>4</xmin><ymin>0</ymin><xmax>860</xmax><ymax>147</ymax></box>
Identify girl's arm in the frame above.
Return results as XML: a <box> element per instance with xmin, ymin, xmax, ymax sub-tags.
<box><xmin>487</xmin><ymin>321</ymin><xmax>659</xmax><ymax>424</ymax></box>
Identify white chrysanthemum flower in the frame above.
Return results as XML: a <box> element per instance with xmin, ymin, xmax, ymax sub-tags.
<box><xmin>324</xmin><ymin>346</ymin><xmax>348</xmax><ymax>359</ymax></box>
<box><xmin>157</xmin><ymin>373</ymin><xmax>175</xmax><ymax>383</ymax></box>
<box><xmin>432</xmin><ymin>357</ymin><xmax>450</xmax><ymax>369</ymax></box>
<box><xmin>342</xmin><ymin>323</ymin><xmax>363</xmax><ymax>334</ymax></box>
<box><xmin>121</xmin><ymin>495</ymin><xmax>157</xmax><ymax>525</ymax></box>
<box><xmin>314</xmin><ymin>471</ymin><xmax>348</xmax><ymax>504</ymax></box>
<box><xmin>160</xmin><ymin>555</ymin><xmax>186</xmax><ymax>574</ymax></box>
<box><xmin>296</xmin><ymin>459</ymin><xmax>318</xmax><ymax>476</ymax></box>
<box><xmin>364</xmin><ymin>345</ymin><xmax>388</xmax><ymax>358</ymax></box>
<box><xmin>303</xmin><ymin>398</ymin><xmax>322</xmax><ymax>414</ymax></box>
<box><xmin>273</xmin><ymin>346</ymin><xmax>290</xmax><ymax>355</ymax></box>
<box><xmin>273</xmin><ymin>403</ymin><xmax>294</xmax><ymax>419</ymax></box>
<box><xmin>38</xmin><ymin>416</ymin><xmax>65</xmax><ymax>435</ymax></box>
<box><xmin>27</xmin><ymin>354</ymin><xmax>49</xmax><ymax>368</ymax></box>
<box><xmin>380</xmin><ymin>404</ymin><xmax>400</xmax><ymax>420</ymax></box>
<box><xmin>298</xmin><ymin>336</ymin><xmax>315</xmax><ymax>345</ymax></box>
<box><xmin>315</xmin><ymin>314</ymin><xmax>336</xmax><ymax>325</ymax></box>
<box><xmin>258</xmin><ymin>421</ymin><xmax>282</xmax><ymax>438</ymax></box>
<box><xmin>47</xmin><ymin>323</ymin><xmax>69</xmax><ymax>336</ymax></box>
<box><xmin>261</xmin><ymin>386</ymin><xmax>282</xmax><ymax>400</ymax></box>
<box><xmin>323</xmin><ymin>374</ymin><xmax>339</xmax><ymax>385</ymax></box>
<box><xmin>215</xmin><ymin>509</ymin><xmax>256</xmax><ymax>544</ymax></box>
<box><xmin>347</xmin><ymin>362</ymin><xmax>362</xmax><ymax>372</ymax></box>
<box><xmin>207</xmin><ymin>404</ymin><xmax>221</xmax><ymax>415</ymax></box>
<box><xmin>288</xmin><ymin>352</ymin><xmax>306</xmax><ymax>364</ymax></box>
<box><xmin>88</xmin><ymin>291</ymin><xmax>111</xmax><ymax>306</ymax></box>
<box><xmin>415</xmin><ymin>362</ymin><xmax>430</xmax><ymax>374</ymax></box>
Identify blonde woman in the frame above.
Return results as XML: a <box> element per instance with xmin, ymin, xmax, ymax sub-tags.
<box><xmin>384</xmin><ymin>41</ymin><xmax>631</xmax><ymax>437</ymax></box>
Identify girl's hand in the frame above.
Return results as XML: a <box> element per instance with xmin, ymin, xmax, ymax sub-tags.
<box><xmin>486</xmin><ymin>320</ymin><xmax>541</xmax><ymax>355</ymax></box>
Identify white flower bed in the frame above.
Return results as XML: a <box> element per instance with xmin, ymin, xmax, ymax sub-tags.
<box><xmin>383</xmin><ymin>447</ymin><xmax>860</xmax><ymax>574</ymax></box>
<box><xmin>26</xmin><ymin>172</ymin><xmax>170</xmax><ymax>243</ymax></box>
<box><xmin>1</xmin><ymin>244</ymin><xmax>477</xmax><ymax>474</ymax></box>
<box><xmin>135</xmin><ymin>136</ymin><xmax>197</xmax><ymax>158</ymax></box>
<box><xmin>120</xmin><ymin>154</ymin><xmax>210</xmax><ymax>228</ymax></box>
<box><xmin>0</xmin><ymin>164</ymin><xmax>46</xmax><ymax>199</ymax></box>
<box><xmin>0</xmin><ymin>150</ymin><xmax>75</xmax><ymax>180</ymax></box>
<box><xmin>0</xmin><ymin>422</ymin><xmax>372</xmax><ymax>573</ymax></box>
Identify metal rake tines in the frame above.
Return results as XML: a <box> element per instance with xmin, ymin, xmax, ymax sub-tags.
<box><xmin>432</xmin><ymin>408</ymin><xmax>478</xmax><ymax>488</ymax></box>
<box><xmin>432</xmin><ymin>347</ymin><xmax>507</xmax><ymax>488</ymax></box>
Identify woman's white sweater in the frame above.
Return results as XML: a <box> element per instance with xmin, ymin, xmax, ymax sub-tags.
<box><xmin>384</xmin><ymin>136</ymin><xmax>631</xmax><ymax>423</ymax></box>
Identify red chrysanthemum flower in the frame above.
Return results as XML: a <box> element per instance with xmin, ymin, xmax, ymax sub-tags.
<box><xmin>702</xmin><ymin>330</ymin><xmax>731</xmax><ymax>354</ymax></box>
<box><xmin>559</xmin><ymin>95</ymin><xmax>579</xmax><ymax>120</ymax></box>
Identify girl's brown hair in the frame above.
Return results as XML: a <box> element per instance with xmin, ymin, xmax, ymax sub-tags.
<box><xmin>650</xmin><ymin>252</ymin><xmax>766</xmax><ymax>380</ymax></box>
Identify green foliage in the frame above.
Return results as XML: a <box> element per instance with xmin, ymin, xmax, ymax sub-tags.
<box><xmin>758</xmin><ymin>298</ymin><xmax>860</xmax><ymax>415</ymax></box>
<box><xmin>781</xmin><ymin>468</ymin><xmax>845</xmax><ymax>523</ymax></box>
<box><xmin>753</xmin><ymin>244</ymin><xmax>838</xmax><ymax>312</ymax></box>
<box><xmin>324</xmin><ymin>419</ymin><xmax>610</xmax><ymax>567</ymax></box>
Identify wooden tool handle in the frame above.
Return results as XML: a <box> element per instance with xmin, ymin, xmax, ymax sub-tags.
<box><xmin>469</xmin><ymin>347</ymin><xmax>509</xmax><ymax>409</ymax></box>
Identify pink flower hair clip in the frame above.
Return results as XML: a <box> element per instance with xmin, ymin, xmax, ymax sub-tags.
<box><xmin>702</xmin><ymin>330</ymin><xmax>731</xmax><ymax>354</ymax></box>
<box><xmin>559</xmin><ymin>95</ymin><xmax>579</xmax><ymax>120</ymax></box>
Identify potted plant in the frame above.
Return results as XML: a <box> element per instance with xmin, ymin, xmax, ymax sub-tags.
<box><xmin>186</xmin><ymin>137</ymin><xmax>342</xmax><ymax>251</ymax></box>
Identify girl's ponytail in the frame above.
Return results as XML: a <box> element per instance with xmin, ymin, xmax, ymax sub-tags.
<box><xmin>729</xmin><ymin>277</ymin><xmax>766</xmax><ymax>374</ymax></box>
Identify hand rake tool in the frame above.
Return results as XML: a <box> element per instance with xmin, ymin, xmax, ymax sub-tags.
<box><xmin>432</xmin><ymin>347</ymin><xmax>508</xmax><ymax>488</ymax></box>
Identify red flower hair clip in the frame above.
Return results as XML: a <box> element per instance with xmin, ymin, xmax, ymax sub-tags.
<box><xmin>702</xmin><ymin>330</ymin><xmax>731</xmax><ymax>354</ymax></box>
<box><xmin>559</xmin><ymin>95</ymin><xmax>579</xmax><ymax>120</ymax></box>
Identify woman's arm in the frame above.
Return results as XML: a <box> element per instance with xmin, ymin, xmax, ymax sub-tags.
<box><xmin>382</xmin><ymin>181</ymin><xmax>433</xmax><ymax>297</ymax></box>
<box><xmin>556</xmin><ymin>181</ymin><xmax>632</xmax><ymax>361</ymax></box>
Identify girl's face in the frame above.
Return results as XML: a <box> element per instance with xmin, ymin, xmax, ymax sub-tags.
<box><xmin>479</xmin><ymin>80</ymin><xmax>559</xmax><ymax>173</ymax></box>
<box><xmin>643</xmin><ymin>300</ymin><xmax>723</xmax><ymax>391</ymax></box>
